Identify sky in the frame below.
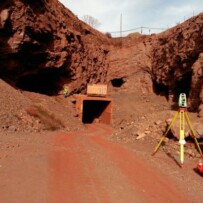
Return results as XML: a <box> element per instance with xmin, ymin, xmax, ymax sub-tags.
<box><xmin>59</xmin><ymin>0</ymin><xmax>203</xmax><ymax>36</ymax></box>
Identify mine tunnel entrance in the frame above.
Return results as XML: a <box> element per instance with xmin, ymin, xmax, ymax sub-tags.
<box><xmin>76</xmin><ymin>96</ymin><xmax>112</xmax><ymax>125</ymax></box>
<box><xmin>111</xmin><ymin>78</ymin><xmax>125</xmax><ymax>87</ymax></box>
<box><xmin>153</xmin><ymin>81</ymin><xmax>169</xmax><ymax>99</ymax></box>
<box><xmin>82</xmin><ymin>100</ymin><xmax>111</xmax><ymax>124</ymax></box>
<box><xmin>174</xmin><ymin>73</ymin><xmax>192</xmax><ymax>101</ymax></box>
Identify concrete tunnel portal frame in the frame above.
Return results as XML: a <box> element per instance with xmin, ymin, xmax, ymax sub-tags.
<box><xmin>76</xmin><ymin>95</ymin><xmax>112</xmax><ymax>125</ymax></box>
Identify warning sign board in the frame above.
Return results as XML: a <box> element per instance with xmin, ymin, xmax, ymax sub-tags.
<box><xmin>87</xmin><ymin>84</ymin><xmax>107</xmax><ymax>96</ymax></box>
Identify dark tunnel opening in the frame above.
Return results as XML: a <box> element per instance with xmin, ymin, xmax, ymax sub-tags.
<box><xmin>152</xmin><ymin>71</ymin><xmax>192</xmax><ymax>103</ymax></box>
<box><xmin>82</xmin><ymin>100</ymin><xmax>110</xmax><ymax>124</ymax></box>
<box><xmin>16</xmin><ymin>68</ymin><xmax>67</xmax><ymax>96</ymax></box>
<box><xmin>173</xmin><ymin>73</ymin><xmax>192</xmax><ymax>102</ymax></box>
<box><xmin>152</xmin><ymin>80</ymin><xmax>169</xmax><ymax>100</ymax></box>
<box><xmin>111</xmin><ymin>78</ymin><xmax>125</xmax><ymax>87</ymax></box>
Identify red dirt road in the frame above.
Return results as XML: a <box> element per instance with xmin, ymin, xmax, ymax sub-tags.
<box><xmin>1</xmin><ymin>124</ymin><xmax>202</xmax><ymax>203</ymax></box>
<box><xmin>48</xmin><ymin>124</ymin><xmax>190</xmax><ymax>203</ymax></box>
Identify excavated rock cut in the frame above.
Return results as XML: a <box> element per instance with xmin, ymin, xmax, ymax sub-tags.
<box><xmin>0</xmin><ymin>0</ymin><xmax>111</xmax><ymax>96</ymax></box>
<box><xmin>0</xmin><ymin>0</ymin><xmax>203</xmax><ymax>115</ymax></box>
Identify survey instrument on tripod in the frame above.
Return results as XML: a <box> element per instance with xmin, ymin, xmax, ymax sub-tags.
<box><xmin>151</xmin><ymin>93</ymin><xmax>203</xmax><ymax>166</ymax></box>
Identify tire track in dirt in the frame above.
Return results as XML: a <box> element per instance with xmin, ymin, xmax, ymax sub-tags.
<box><xmin>48</xmin><ymin>123</ymin><xmax>191</xmax><ymax>203</ymax></box>
<box><xmin>48</xmin><ymin>129</ymin><xmax>110</xmax><ymax>203</ymax></box>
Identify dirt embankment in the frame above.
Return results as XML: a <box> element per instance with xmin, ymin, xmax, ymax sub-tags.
<box><xmin>0</xmin><ymin>79</ymin><xmax>83</xmax><ymax>133</ymax></box>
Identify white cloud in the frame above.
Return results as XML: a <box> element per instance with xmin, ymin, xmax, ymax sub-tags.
<box><xmin>59</xmin><ymin>0</ymin><xmax>203</xmax><ymax>36</ymax></box>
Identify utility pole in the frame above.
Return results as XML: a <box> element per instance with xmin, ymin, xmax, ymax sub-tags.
<box><xmin>120</xmin><ymin>13</ymin><xmax>122</xmax><ymax>37</ymax></box>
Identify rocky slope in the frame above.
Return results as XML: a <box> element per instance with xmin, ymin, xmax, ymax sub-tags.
<box><xmin>0</xmin><ymin>79</ymin><xmax>83</xmax><ymax>132</ymax></box>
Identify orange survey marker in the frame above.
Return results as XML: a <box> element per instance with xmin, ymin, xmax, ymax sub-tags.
<box><xmin>197</xmin><ymin>160</ymin><xmax>203</xmax><ymax>175</ymax></box>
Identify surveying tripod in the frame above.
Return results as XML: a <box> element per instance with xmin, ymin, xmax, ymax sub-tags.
<box><xmin>152</xmin><ymin>93</ymin><xmax>203</xmax><ymax>165</ymax></box>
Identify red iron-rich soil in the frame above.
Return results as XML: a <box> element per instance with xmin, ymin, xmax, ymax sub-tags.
<box><xmin>0</xmin><ymin>0</ymin><xmax>203</xmax><ymax>202</ymax></box>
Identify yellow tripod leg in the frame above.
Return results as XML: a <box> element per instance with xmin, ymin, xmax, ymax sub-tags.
<box><xmin>151</xmin><ymin>111</ymin><xmax>179</xmax><ymax>156</ymax></box>
<box><xmin>180</xmin><ymin>144</ymin><xmax>184</xmax><ymax>164</ymax></box>
<box><xmin>184</xmin><ymin>112</ymin><xmax>203</xmax><ymax>157</ymax></box>
<box><xmin>179</xmin><ymin>109</ymin><xmax>185</xmax><ymax>164</ymax></box>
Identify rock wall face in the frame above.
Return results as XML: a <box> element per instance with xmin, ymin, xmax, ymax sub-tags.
<box><xmin>108</xmin><ymin>35</ymin><xmax>154</xmax><ymax>94</ymax></box>
<box><xmin>108</xmin><ymin>15</ymin><xmax>203</xmax><ymax>114</ymax></box>
<box><xmin>151</xmin><ymin>14</ymin><xmax>203</xmax><ymax>112</ymax></box>
<box><xmin>0</xmin><ymin>0</ymin><xmax>110</xmax><ymax>95</ymax></box>
<box><xmin>0</xmin><ymin>0</ymin><xmax>202</xmax><ymax>114</ymax></box>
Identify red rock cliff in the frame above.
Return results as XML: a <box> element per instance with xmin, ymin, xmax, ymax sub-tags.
<box><xmin>151</xmin><ymin>14</ymin><xmax>203</xmax><ymax>113</ymax></box>
<box><xmin>0</xmin><ymin>0</ymin><xmax>202</xmax><ymax>115</ymax></box>
<box><xmin>0</xmin><ymin>0</ymin><xmax>111</xmax><ymax>95</ymax></box>
<box><xmin>108</xmin><ymin>15</ymin><xmax>203</xmax><ymax>115</ymax></box>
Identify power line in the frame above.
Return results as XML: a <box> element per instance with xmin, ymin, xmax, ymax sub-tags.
<box><xmin>108</xmin><ymin>9</ymin><xmax>203</xmax><ymax>35</ymax></box>
<box><xmin>108</xmin><ymin>26</ymin><xmax>166</xmax><ymax>34</ymax></box>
